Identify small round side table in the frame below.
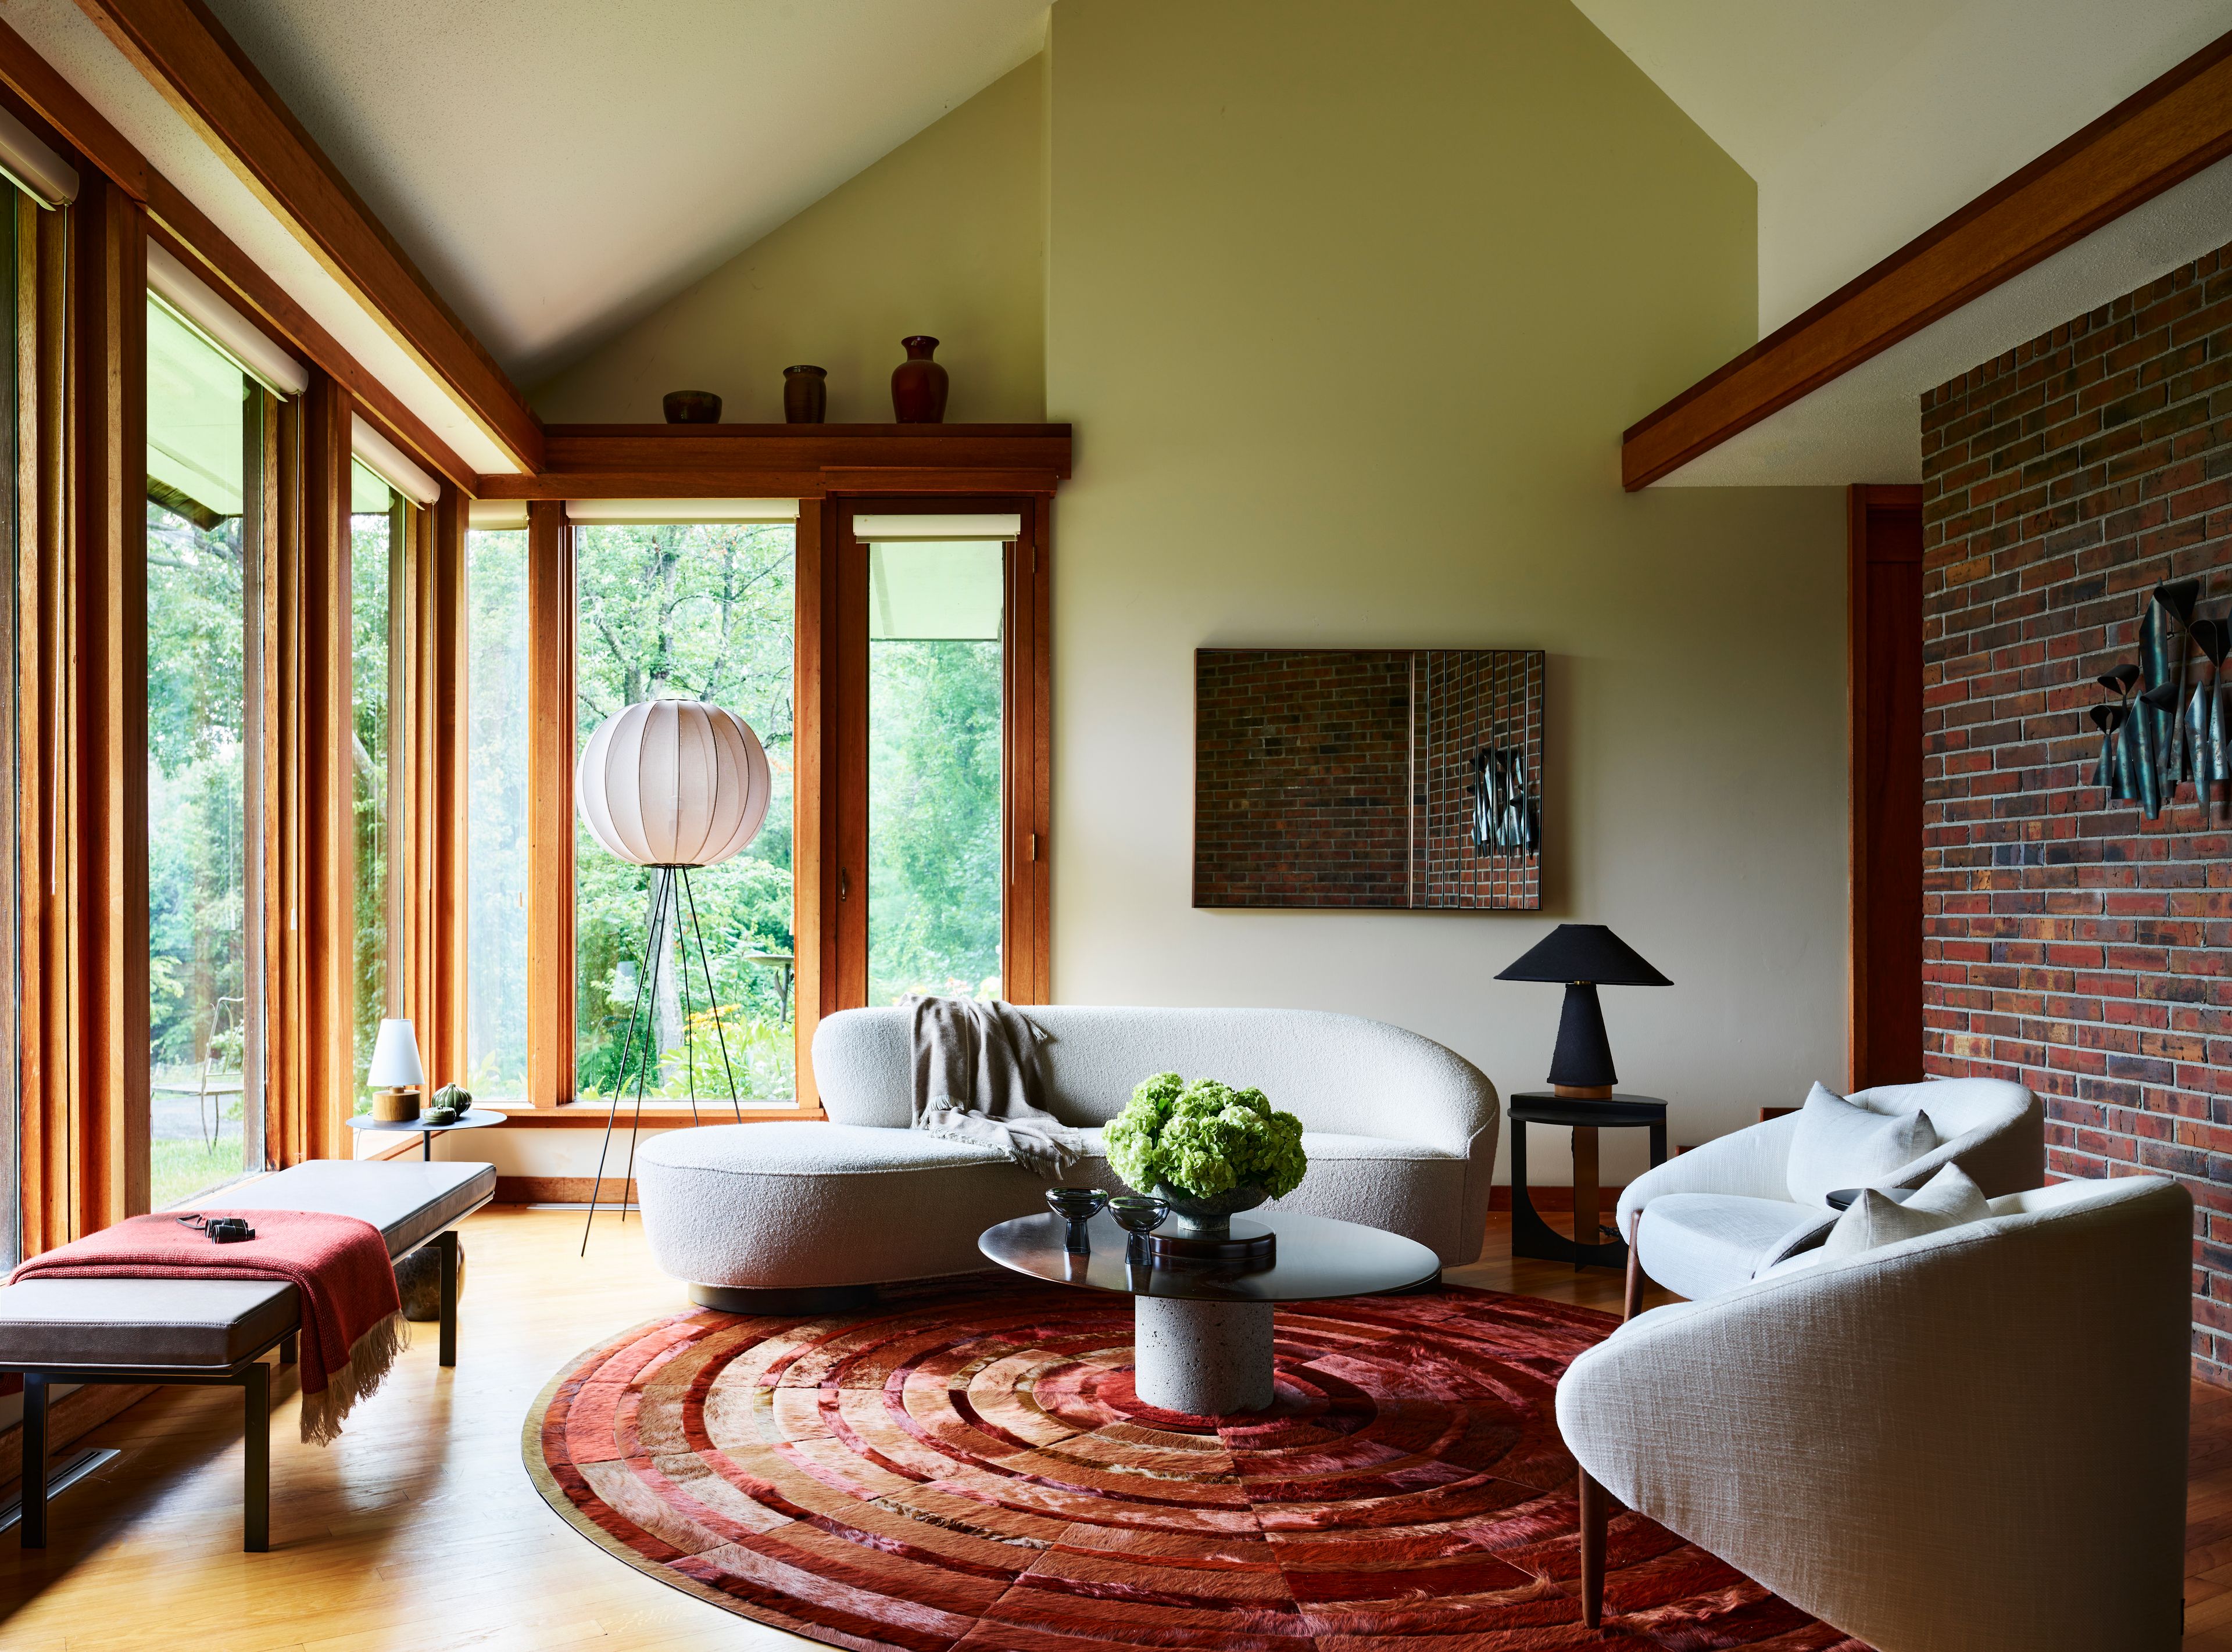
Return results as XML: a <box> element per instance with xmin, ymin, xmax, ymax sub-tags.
<box><xmin>344</xmin><ymin>1108</ymin><xmax>505</xmax><ymax>1162</ymax></box>
<box><xmin>1507</xmin><ymin>1092</ymin><xmax>1667</xmax><ymax>1270</ymax></box>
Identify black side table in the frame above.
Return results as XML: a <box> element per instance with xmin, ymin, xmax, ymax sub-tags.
<box><xmin>1508</xmin><ymin>1092</ymin><xmax>1667</xmax><ymax>1270</ymax></box>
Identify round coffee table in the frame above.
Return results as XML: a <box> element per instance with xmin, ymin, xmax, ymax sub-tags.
<box><xmin>979</xmin><ymin>1209</ymin><xmax>1438</xmax><ymax>1416</ymax></box>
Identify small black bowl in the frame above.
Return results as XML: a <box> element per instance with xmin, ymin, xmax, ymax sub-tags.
<box><xmin>1108</xmin><ymin>1194</ymin><xmax>1169</xmax><ymax>1234</ymax></box>
<box><xmin>662</xmin><ymin>390</ymin><xmax>722</xmax><ymax>424</ymax></box>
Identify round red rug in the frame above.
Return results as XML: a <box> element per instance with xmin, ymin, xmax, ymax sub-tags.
<box><xmin>525</xmin><ymin>1280</ymin><xmax>1867</xmax><ymax>1650</ymax></box>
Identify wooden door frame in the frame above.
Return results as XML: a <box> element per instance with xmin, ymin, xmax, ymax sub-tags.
<box><xmin>1847</xmin><ymin>482</ymin><xmax>1925</xmax><ymax>1091</ymax></box>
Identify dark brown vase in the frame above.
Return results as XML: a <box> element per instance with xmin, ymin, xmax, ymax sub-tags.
<box><xmin>662</xmin><ymin>390</ymin><xmax>721</xmax><ymax>424</ymax></box>
<box><xmin>782</xmin><ymin>365</ymin><xmax>827</xmax><ymax>424</ymax></box>
<box><xmin>890</xmin><ymin>336</ymin><xmax>948</xmax><ymax>423</ymax></box>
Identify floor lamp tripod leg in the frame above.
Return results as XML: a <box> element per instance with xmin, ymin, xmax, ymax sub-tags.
<box><xmin>620</xmin><ymin>867</ymin><xmax>674</xmax><ymax>1223</ymax></box>
<box><xmin>582</xmin><ymin>863</ymin><xmax>667</xmax><ymax>1256</ymax></box>
<box><xmin>681</xmin><ymin>868</ymin><xmax>743</xmax><ymax>1122</ymax></box>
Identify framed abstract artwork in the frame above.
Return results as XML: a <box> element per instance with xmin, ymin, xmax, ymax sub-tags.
<box><xmin>1193</xmin><ymin>647</ymin><xmax>1543</xmax><ymax>910</ymax></box>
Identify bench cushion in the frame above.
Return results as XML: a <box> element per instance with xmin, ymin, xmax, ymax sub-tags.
<box><xmin>0</xmin><ymin>1278</ymin><xmax>298</xmax><ymax>1370</ymax></box>
<box><xmin>185</xmin><ymin>1159</ymin><xmax>495</xmax><ymax>1259</ymax></box>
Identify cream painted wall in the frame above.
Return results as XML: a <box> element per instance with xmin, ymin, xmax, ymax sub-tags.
<box><xmin>531</xmin><ymin>53</ymin><xmax>1047</xmax><ymax>424</ymax></box>
<box><xmin>1046</xmin><ymin>0</ymin><xmax>1848</xmax><ymax>1188</ymax></box>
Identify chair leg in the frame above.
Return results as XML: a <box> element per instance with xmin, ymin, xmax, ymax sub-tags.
<box><xmin>279</xmin><ymin>1332</ymin><xmax>298</xmax><ymax>1367</ymax></box>
<box><xmin>244</xmin><ymin>1360</ymin><xmax>270</xmax><ymax>1553</ymax></box>
<box><xmin>1622</xmin><ymin>1210</ymin><xmax>1644</xmax><ymax>1321</ymax></box>
<box><xmin>20</xmin><ymin>1373</ymin><xmax>46</xmax><ymax>1549</ymax></box>
<box><xmin>438</xmin><ymin>1230</ymin><xmax>459</xmax><ymax>1368</ymax></box>
<box><xmin>1578</xmin><ymin>1467</ymin><xmax>1608</xmax><ymax>1627</ymax></box>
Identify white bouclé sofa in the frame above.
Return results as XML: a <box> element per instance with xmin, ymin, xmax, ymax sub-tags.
<box><xmin>635</xmin><ymin>1005</ymin><xmax>1499</xmax><ymax>1304</ymax></box>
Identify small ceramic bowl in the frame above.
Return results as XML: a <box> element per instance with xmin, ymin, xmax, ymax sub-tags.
<box><xmin>1108</xmin><ymin>1194</ymin><xmax>1169</xmax><ymax>1234</ymax></box>
<box><xmin>1045</xmin><ymin>1187</ymin><xmax>1109</xmax><ymax>1221</ymax></box>
<box><xmin>662</xmin><ymin>390</ymin><xmax>722</xmax><ymax>424</ymax></box>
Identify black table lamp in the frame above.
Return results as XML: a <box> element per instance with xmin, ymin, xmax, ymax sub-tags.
<box><xmin>1496</xmin><ymin>924</ymin><xmax>1671</xmax><ymax>1098</ymax></box>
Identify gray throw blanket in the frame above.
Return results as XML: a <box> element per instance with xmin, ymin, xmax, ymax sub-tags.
<box><xmin>906</xmin><ymin>995</ymin><xmax>1082</xmax><ymax>1178</ymax></box>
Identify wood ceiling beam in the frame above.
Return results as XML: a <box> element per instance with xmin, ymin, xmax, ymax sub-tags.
<box><xmin>0</xmin><ymin>21</ymin><xmax>477</xmax><ymax>494</ymax></box>
<box><xmin>1622</xmin><ymin>26</ymin><xmax>2232</xmax><ymax>491</ymax></box>
<box><xmin>72</xmin><ymin>0</ymin><xmax>543</xmax><ymax>474</ymax></box>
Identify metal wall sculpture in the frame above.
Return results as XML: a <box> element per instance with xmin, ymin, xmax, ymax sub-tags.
<box><xmin>1194</xmin><ymin>647</ymin><xmax>1543</xmax><ymax>911</ymax></box>
<box><xmin>2089</xmin><ymin>579</ymin><xmax>2230</xmax><ymax>819</ymax></box>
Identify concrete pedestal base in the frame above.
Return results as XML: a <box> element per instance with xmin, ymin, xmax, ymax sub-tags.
<box><xmin>1133</xmin><ymin>1296</ymin><xmax>1274</xmax><ymax>1414</ymax></box>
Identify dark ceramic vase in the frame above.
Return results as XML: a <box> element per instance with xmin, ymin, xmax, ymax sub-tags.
<box><xmin>1154</xmin><ymin>1182</ymin><xmax>1268</xmax><ymax>1241</ymax></box>
<box><xmin>782</xmin><ymin>365</ymin><xmax>827</xmax><ymax>424</ymax></box>
<box><xmin>663</xmin><ymin>390</ymin><xmax>721</xmax><ymax>424</ymax></box>
<box><xmin>890</xmin><ymin>336</ymin><xmax>949</xmax><ymax>423</ymax></box>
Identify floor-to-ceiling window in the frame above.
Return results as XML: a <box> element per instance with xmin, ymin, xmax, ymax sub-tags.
<box><xmin>865</xmin><ymin>536</ymin><xmax>1006</xmax><ymax>1005</ymax></box>
<box><xmin>573</xmin><ymin>518</ymin><xmax>796</xmax><ymax>1105</ymax></box>
<box><xmin>466</xmin><ymin>518</ymin><xmax>530</xmax><ymax>1098</ymax></box>
<box><xmin>350</xmin><ymin>460</ymin><xmax>406</xmax><ymax>1105</ymax></box>
<box><xmin>145</xmin><ymin>289</ymin><xmax>261</xmax><ymax>1206</ymax></box>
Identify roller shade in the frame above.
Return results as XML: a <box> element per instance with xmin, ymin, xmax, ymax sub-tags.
<box><xmin>0</xmin><ymin>105</ymin><xmax>76</xmax><ymax>209</ymax></box>
<box><xmin>148</xmin><ymin>242</ymin><xmax>307</xmax><ymax>399</ymax></box>
<box><xmin>351</xmin><ymin>413</ymin><xmax>440</xmax><ymax>506</ymax></box>
<box><xmin>468</xmin><ymin>500</ymin><xmax>529</xmax><ymax>529</ymax></box>
<box><xmin>852</xmin><ymin>513</ymin><xmax>1021</xmax><ymax>541</ymax></box>
<box><xmin>564</xmin><ymin>498</ymin><xmax>799</xmax><ymax>525</ymax></box>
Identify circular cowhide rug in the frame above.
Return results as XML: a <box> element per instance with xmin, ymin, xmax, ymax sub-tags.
<box><xmin>525</xmin><ymin>1280</ymin><xmax>1866</xmax><ymax>1650</ymax></box>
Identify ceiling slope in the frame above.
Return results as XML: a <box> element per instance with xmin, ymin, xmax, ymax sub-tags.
<box><xmin>195</xmin><ymin>0</ymin><xmax>1051</xmax><ymax>386</ymax></box>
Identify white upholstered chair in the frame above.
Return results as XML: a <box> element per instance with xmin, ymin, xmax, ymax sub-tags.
<box><xmin>1558</xmin><ymin>1174</ymin><xmax>2192</xmax><ymax>1649</ymax></box>
<box><xmin>1615</xmin><ymin>1078</ymin><xmax>2043</xmax><ymax>1310</ymax></box>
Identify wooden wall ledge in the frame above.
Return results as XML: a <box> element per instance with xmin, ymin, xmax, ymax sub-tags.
<box><xmin>1621</xmin><ymin>25</ymin><xmax>2232</xmax><ymax>490</ymax></box>
<box><xmin>477</xmin><ymin>424</ymin><xmax>1074</xmax><ymax>500</ymax></box>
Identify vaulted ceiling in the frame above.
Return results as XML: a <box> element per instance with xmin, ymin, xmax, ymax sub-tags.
<box><xmin>195</xmin><ymin>0</ymin><xmax>1050</xmax><ymax>388</ymax></box>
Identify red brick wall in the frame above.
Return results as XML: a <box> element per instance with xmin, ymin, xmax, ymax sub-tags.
<box><xmin>1921</xmin><ymin>240</ymin><xmax>2232</xmax><ymax>1383</ymax></box>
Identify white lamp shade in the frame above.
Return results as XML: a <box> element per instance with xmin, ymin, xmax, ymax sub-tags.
<box><xmin>575</xmin><ymin>700</ymin><xmax>772</xmax><ymax>868</ymax></box>
<box><xmin>368</xmin><ymin>1018</ymin><xmax>424</xmax><ymax>1088</ymax></box>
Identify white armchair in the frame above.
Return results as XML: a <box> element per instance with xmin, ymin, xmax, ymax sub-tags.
<box><xmin>1558</xmin><ymin>1175</ymin><xmax>2192</xmax><ymax>1649</ymax></box>
<box><xmin>1615</xmin><ymin>1078</ymin><xmax>2043</xmax><ymax>1309</ymax></box>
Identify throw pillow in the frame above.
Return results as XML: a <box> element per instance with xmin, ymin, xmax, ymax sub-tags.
<box><xmin>1820</xmin><ymin>1162</ymin><xmax>1992</xmax><ymax>1260</ymax></box>
<box><xmin>1785</xmin><ymin>1081</ymin><xmax>1938</xmax><ymax>1207</ymax></box>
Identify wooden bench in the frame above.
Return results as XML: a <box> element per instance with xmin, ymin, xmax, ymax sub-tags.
<box><xmin>0</xmin><ymin>1159</ymin><xmax>494</xmax><ymax>1550</ymax></box>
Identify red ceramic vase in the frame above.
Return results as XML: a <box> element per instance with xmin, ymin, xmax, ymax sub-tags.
<box><xmin>890</xmin><ymin>336</ymin><xmax>949</xmax><ymax>423</ymax></box>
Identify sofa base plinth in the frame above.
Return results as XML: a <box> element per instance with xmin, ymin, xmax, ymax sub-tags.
<box><xmin>688</xmin><ymin>1282</ymin><xmax>877</xmax><ymax>1315</ymax></box>
<box><xmin>1133</xmin><ymin>1296</ymin><xmax>1274</xmax><ymax>1414</ymax></box>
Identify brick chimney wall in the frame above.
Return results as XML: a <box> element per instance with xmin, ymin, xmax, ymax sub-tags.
<box><xmin>1922</xmin><ymin>239</ymin><xmax>2232</xmax><ymax>1383</ymax></box>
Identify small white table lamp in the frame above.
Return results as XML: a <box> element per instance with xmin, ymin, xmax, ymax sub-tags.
<box><xmin>369</xmin><ymin>1018</ymin><xmax>425</xmax><ymax>1122</ymax></box>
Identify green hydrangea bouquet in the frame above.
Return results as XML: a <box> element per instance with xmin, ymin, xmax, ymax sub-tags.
<box><xmin>1103</xmin><ymin>1073</ymin><xmax>1307</xmax><ymax>1202</ymax></box>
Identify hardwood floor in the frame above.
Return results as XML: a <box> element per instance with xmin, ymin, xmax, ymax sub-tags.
<box><xmin>0</xmin><ymin>1206</ymin><xmax>2215</xmax><ymax>1649</ymax></box>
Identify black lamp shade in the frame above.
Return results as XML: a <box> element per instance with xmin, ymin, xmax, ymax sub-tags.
<box><xmin>1495</xmin><ymin>924</ymin><xmax>1671</xmax><ymax>988</ymax></box>
<box><xmin>1497</xmin><ymin>924</ymin><xmax>1669</xmax><ymax>1091</ymax></box>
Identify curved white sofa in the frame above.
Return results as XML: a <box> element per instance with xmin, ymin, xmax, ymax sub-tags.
<box><xmin>1560</xmin><ymin>1175</ymin><xmax>2192</xmax><ymax>1649</ymax></box>
<box><xmin>1617</xmin><ymin>1077</ymin><xmax>2043</xmax><ymax>1303</ymax></box>
<box><xmin>636</xmin><ymin>1005</ymin><xmax>1498</xmax><ymax>1303</ymax></box>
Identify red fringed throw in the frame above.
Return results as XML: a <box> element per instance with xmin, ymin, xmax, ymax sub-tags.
<box><xmin>10</xmin><ymin>1210</ymin><xmax>407</xmax><ymax>1444</ymax></box>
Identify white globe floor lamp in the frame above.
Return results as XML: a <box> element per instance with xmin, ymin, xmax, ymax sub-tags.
<box><xmin>577</xmin><ymin>700</ymin><xmax>774</xmax><ymax>1252</ymax></box>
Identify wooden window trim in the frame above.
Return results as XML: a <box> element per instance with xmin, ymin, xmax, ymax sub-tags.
<box><xmin>524</xmin><ymin>500</ymin><xmax>573</xmax><ymax>1109</ymax></box>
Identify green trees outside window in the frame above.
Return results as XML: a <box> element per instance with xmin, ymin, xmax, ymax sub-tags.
<box><xmin>867</xmin><ymin>540</ymin><xmax>1004</xmax><ymax>1006</ymax></box>
<box><xmin>145</xmin><ymin>296</ymin><xmax>259</xmax><ymax>1206</ymax></box>
<box><xmin>466</xmin><ymin>526</ymin><xmax>529</xmax><ymax>1096</ymax></box>
<box><xmin>573</xmin><ymin>522</ymin><xmax>796</xmax><ymax>1104</ymax></box>
<box><xmin>349</xmin><ymin>460</ymin><xmax>403</xmax><ymax>1109</ymax></box>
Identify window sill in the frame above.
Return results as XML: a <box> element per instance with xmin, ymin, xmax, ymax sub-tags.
<box><xmin>477</xmin><ymin>1101</ymin><xmax>826</xmax><ymax>1127</ymax></box>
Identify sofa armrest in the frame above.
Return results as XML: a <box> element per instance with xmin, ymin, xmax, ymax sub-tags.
<box><xmin>1614</xmin><ymin>1110</ymin><xmax>1800</xmax><ymax>1239</ymax></box>
<box><xmin>1559</xmin><ymin>1176</ymin><xmax>2190</xmax><ymax>1651</ymax></box>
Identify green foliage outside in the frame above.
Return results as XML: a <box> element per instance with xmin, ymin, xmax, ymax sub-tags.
<box><xmin>868</xmin><ymin>636</ymin><xmax>1003</xmax><ymax>1005</ymax></box>
<box><xmin>464</xmin><ymin>530</ymin><xmax>529</xmax><ymax>1094</ymax></box>
<box><xmin>147</xmin><ymin>496</ymin><xmax>252</xmax><ymax>1207</ymax></box>
<box><xmin>1103</xmin><ymin>1073</ymin><xmax>1308</xmax><ymax>1200</ymax></box>
<box><xmin>573</xmin><ymin>524</ymin><xmax>797</xmax><ymax>1103</ymax></box>
<box><xmin>350</xmin><ymin>496</ymin><xmax>395</xmax><ymax>1109</ymax></box>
